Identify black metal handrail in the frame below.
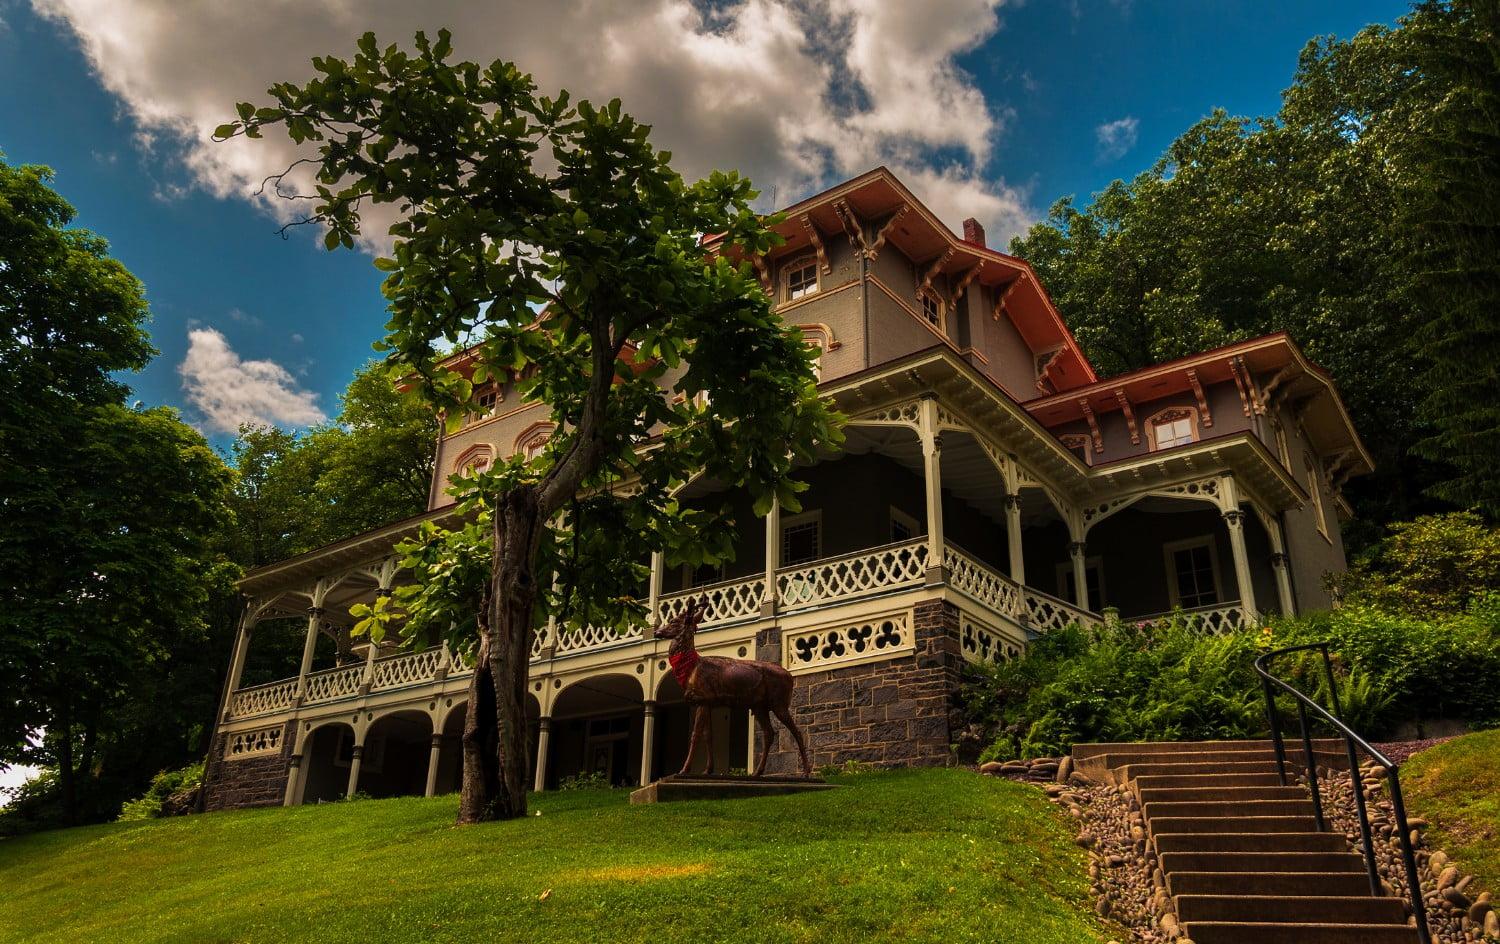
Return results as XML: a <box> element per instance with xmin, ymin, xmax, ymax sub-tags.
<box><xmin>1254</xmin><ymin>642</ymin><xmax>1430</xmax><ymax>944</ymax></box>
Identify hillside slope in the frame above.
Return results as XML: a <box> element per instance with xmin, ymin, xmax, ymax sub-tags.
<box><xmin>0</xmin><ymin>769</ymin><xmax>1108</xmax><ymax>944</ymax></box>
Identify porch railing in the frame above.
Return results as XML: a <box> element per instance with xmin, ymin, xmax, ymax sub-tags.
<box><xmin>227</xmin><ymin>678</ymin><xmax>298</xmax><ymax>718</ymax></box>
<box><xmin>945</xmin><ymin>543</ymin><xmax>1101</xmax><ymax>632</ymax></box>
<box><xmin>1131</xmin><ymin>602</ymin><xmax>1253</xmax><ymax>634</ymax></box>
<box><xmin>304</xmin><ymin>664</ymin><xmax>363</xmax><ymax>704</ymax></box>
<box><xmin>371</xmin><ymin>647</ymin><xmax>447</xmax><ymax>691</ymax></box>
<box><xmin>777</xmin><ymin>538</ymin><xmax>928</xmax><ymax>610</ymax></box>
<box><xmin>225</xmin><ymin>538</ymin><xmax>1102</xmax><ymax>718</ymax></box>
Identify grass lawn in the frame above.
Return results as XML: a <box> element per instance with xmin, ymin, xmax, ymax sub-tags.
<box><xmin>1404</xmin><ymin>729</ymin><xmax>1500</xmax><ymax>894</ymax></box>
<box><xmin>0</xmin><ymin>768</ymin><xmax>1109</xmax><ymax>944</ymax></box>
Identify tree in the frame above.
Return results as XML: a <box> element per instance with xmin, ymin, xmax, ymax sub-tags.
<box><xmin>220</xmin><ymin>31</ymin><xmax>840</xmax><ymax>822</ymax></box>
<box><xmin>1009</xmin><ymin>17</ymin><xmax>1465</xmax><ymax>537</ymax></box>
<box><xmin>224</xmin><ymin>361</ymin><xmax>435</xmax><ymax>568</ymax></box>
<box><xmin>1403</xmin><ymin>0</ymin><xmax>1500</xmax><ymax>517</ymax></box>
<box><xmin>0</xmin><ymin>155</ymin><xmax>235</xmax><ymax>825</ymax></box>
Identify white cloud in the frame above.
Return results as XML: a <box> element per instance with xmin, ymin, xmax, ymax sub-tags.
<box><xmin>178</xmin><ymin>327</ymin><xmax>325</xmax><ymax>433</ymax></box>
<box><xmin>1095</xmin><ymin>115</ymin><xmax>1139</xmax><ymax>162</ymax></box>
<box><xmin>33</xmin><ymin>0</ymin><xmax>1036</xmax><ymax>244</ymax></box>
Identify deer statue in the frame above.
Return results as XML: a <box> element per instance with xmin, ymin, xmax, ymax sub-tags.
<box><xmin>653</xmin><ymin>598</ymin><xmax>812</xmax><ymax>779</ymax></box>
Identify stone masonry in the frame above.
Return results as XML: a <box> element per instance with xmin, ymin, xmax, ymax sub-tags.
<box><xmin>201</xmin><ymin>721</ymin><xmax>294</xmax><ymax>812</ymax></box>
<box><xmin>758</xmin><ymin>598</ymin><xmax>965</xmax><ymax>773</ymax></box>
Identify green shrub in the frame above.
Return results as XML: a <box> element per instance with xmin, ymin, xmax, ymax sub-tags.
<box><xmin>961</xmin><ymin>597</ymin><xmax>1500</xmax><ymax>760</ymax></box>
<box><xmin>1331</xmin><ymin>511</ymin><xmax>1500</xmax><ymax>615</ymax></box>
<box><xmin>116</xmin><ymin>762</ymin><xmax>204</xmax><ymax>821</ymax></box>
<box><xmin>556</xmin><ymin>770</ymin><xmax>611</xmax><ymax>791</ymax></box>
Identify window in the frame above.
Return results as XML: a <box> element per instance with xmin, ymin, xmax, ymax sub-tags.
<box><xmin>685</xmin><ymin>562</ymin><xmax>724</xmax><ymax>588</ymax></box>
<box><xmin>453</xmin><ymin>444</ymin><xmax>494</xmax><ymax>477</ymax></box>
<box><xmin>784</xmin><ymin>256</ymin><xmax>819</xmax><ymax>302</ymax></box>
<box><xmin>1164</xmin><ymin>537</ymin><xmax>1221</xmax><ymax>609</ymax></box>
<box><xmin>1059</xmin><ymin>433</ymin><xmax>1092</xmax><ymax>466</ymax></box>
<box><xmin>514</xmin><ymin>422</ymin><xmax>555</xmax><ymax>462</ymax></box>
<box><xmin>463</xmin><ymin>386</ymin><xmax>501</xmax><ymax>426</ymax></box>
<box><xmin>1305</xmin><ymin>454</ymin><xmax>1329</xmax><ymax>540</ymax></box>
<box><xmin>889</xmin><ymin>507</ymin><xmax>921</xmax><ymax>543</ymax></box>
<box><xmin>1273</xmin><ymin>418</ymin><xmax>1290</xmax><ymax>469</ymax></box>
<box><xmin>1147</xmin><ymin>407</ymin><xmax>1198</xmax><ymax>450</ymax></box>
<box><xmin>1056</xmin><ymin>558</ymin><xmax>1106</xmax><ymax>611</ymax></box>
<box><xmin>781</xmin><ymin>510</ymin><xmax>822</xmax><ymax>566</ymax></box>
<box><xmin>919</xmin><ymin>289</ymin><xmax>943</xmax><ymax>328</ymax></box>
<box><xmin>796</xmin><ymin>324</ymin><xmax>839</xmax><ymax>380</ymax></box>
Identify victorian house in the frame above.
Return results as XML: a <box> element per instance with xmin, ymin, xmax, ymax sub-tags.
<box><xmin>201</xmin><ymin>167</ymin><xmax>1370</xmax><ymax>810</ymax></box>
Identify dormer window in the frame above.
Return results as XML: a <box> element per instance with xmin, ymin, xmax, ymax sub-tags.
<box><xmin>1147</xmin><ymin>407</ymin><xmax>1198</xmax><ymax>451</ymax></box>
<box><xmin>919</xmin><ymin>289</ymin><xmax>943</xmax><ymax>328</ymax></box>
<box><xmin>784</xmin><ymin>256</ymin><xmax>819</xmax><ymax>302</ymax></box>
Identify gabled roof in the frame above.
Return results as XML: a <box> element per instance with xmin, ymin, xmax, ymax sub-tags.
<box><xmin>709</xmin><ymin>166</ymin><xmax>1098</xmax><ymax>391</ymax></box>
<box><xmin>1025</xmin><ymin>333</ymin><xmax>1374</xmax><ymax>479</ymax></box>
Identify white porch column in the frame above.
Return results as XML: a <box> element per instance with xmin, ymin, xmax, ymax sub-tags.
<box><xmin>1271</xmin><ymin>551</ymin><xmax>1296</xmax><ymax>617</ymax></box>
<box><xmin>534</xmin><ymin>717</ymin><xmax>552</xmax><ymax>792</ymax></box>
<box><xmin>647</xmin><ymin>552</ymin><xmax>664</xmax><ymax>624</ymax></box>
<box><xmin>1005</xmin><ymin>495</ymin><xmax>1026</xmax><ymax>586</ymax></box>
<box><xmin>360</xmin><ymin>561</ymin><xmax>398</xmax><ymax>693</ymax></box>
<box><xmin>294</xmin><ymin>580</ymin><xmax>331</xmax><ymax>703</ymax></box>
<box><xmin>640</xmin><ymin>701</ymin><xmax>657</xmax><ymax>785</ymax></box>
<box><xmin>1068</xmin><ymin>541</ymin><xmax>1089</xmax><ymax>610</ymax></box>
<box><xmin>918</xmin><ymin>398</ymin><xmax>945</xmax><ymax>583</ymax></box>
<box><xmin>220</xmin><ymin>606</ymin><xmax>258</xmax><ymax>721</ymax></box>
<box><xmin>283</xmin><ymin>750</ymin><xmax>304</xmax><ymax>806</ymax></box>
<box><xmin>424</xmin><ymin>733</ymin><xmax>443</xmax><ymax>797</ymax></box>
<box><xmin>745</xmin><ymin>710</ymin><xmax>757</xmax><ymax>772</ymax></box>
<box><xmin>762</xmin><ymin>496</ymin><xmax>781</xmax><ymax>615</ymax></box>
<box><xmin>1223</xmin><ymin>509</ymin><xmax>1259</xmax><ymax>620</ymax></box>
<box><xmin>345</xmin><ymin>741</ymin><xmax>365</xmax><ymax>798</ymax></box>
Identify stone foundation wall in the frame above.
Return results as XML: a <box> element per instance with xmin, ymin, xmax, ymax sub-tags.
<box><xmin>758</xmin><ymin>598</ymin><xmax>964</xmax><ymax>773</ymax></box>
<box><xmin>202</xmin><ymin>721</ymin><xmax>294</xmax><ymax>812</ymax></box>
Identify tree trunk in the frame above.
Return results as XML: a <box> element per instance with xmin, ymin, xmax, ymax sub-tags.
<box><xmin>55</xmin><ymin>698</ymin><xmax>76</xmax><ymax>825</ymax></box>
<box><xmin>457</xmin><ymin>486</ymin><xmax>542</xmax><ymax>824</ymax></box>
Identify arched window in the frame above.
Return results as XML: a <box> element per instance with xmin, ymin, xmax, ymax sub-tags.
<box><xmin>1146</xmin><ymin>407</ymin><xmax>1198</xmax><ymax>451</ymax></box>
<box><xmin>452</xmin><ymin>444</ymin><xmax>494</xmax><ymax>477</ymax></box>
<box><xmin>514</xmin><ymin>422</ymin><xmax>555</xmax><ymax>461</ymax></box>
<box><xmin>795</xmin><ymin>323</ymin><xmax>841</xmax><ymax>380</ymax></box>
<box><xmin>1059</xmin><ymin>433</ymin><xmax>1092</xmax><ymax>466</ymax></box>
<box><xmin>782</xmin><ymin>253</ymin><xmax>820</xmax><ymax>303</ymax></box>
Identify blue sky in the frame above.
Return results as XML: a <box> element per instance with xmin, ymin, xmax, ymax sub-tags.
<box><xmin>0</xmin><ymin>0</ymin><xmax>1410</xmax><ymax>448</ymax></box>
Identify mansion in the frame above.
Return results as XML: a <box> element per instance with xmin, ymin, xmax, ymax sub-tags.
<box><xmin>201</xmin><ymin>168</ymin><xmax>1370</xmax><ymax>811</ymax></box>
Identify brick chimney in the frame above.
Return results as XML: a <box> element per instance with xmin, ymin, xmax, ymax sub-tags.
<box><xmin>962</xmin><ymin>217</ymin><xmax>986</xmax><ymax>248</ymax></box>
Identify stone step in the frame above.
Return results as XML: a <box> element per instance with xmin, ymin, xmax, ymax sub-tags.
<box><xmin>1134</xmin><ymin>772</ymin><xmax>1288</xmax><ymax>791</ymax></box>
<box><xmin>1154</xmin><ymin>832</ymin><xmax>1351</xmax><ymax>854</ymax></box>
<box><xmin>1168</xmin><ymin>871</ymin><xmax>1379</xmax><ymax>898</ymax></box>
<box><xmin>1119</xmin><ymin>759</ymin><xmax>1286</xmax><ymax>782</ymax></box>
<box><xmin>1174</xmin><ymin>894</ymin><xmax>1407</xmax><ymax>925</ymax></box>
<box><xmin>1091</xmin><ymin>749</ymin><xmax>1347</xmax><ymax>772</ymax></box>
<box><xmin>1181</xmin><ymin>921</ymin><xmax>1418</xmax><ymax>944</ymax></box>
<box><xmin>1147</xmin><ymin>815</ymin><xmax>1320</xmax><ymax>836</ymax></box>
<box><xmin>1137</xmin><ymin>785</ymin><xmax>1310</xmax><ymax>805</ymax></box>
<box><xmin>1144</xmin><ymin>799</ymin><xmax>1317</xmax><ymax>820</ymax></box>
<box><xmin>1158</xmin><ymin>851</ymin><xmax>1367</xmax><ymax>874</ymax></box>
<box><xmin>1071</xmin><ymin>739</ymin><xmax>1344</xmax><ymax>761</ymax></box>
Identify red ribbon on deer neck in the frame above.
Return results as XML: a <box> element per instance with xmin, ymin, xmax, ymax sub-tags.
<box><xmin>668</xmin><ymin>648</ymin><xmax>700</xmax><ymax>688</ymax></box>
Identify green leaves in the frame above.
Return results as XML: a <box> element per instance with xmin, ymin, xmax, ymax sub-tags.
<box><xmin>224</xmin><ymin>32</ymin><xmax>841</xmax><ymax>643</ymax></box>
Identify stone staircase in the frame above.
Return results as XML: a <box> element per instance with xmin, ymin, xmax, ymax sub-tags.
<box><xmin>1072</xmin><ymin>739</ymin><xmax>1420</xmax><ymax>944</ymax></box>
